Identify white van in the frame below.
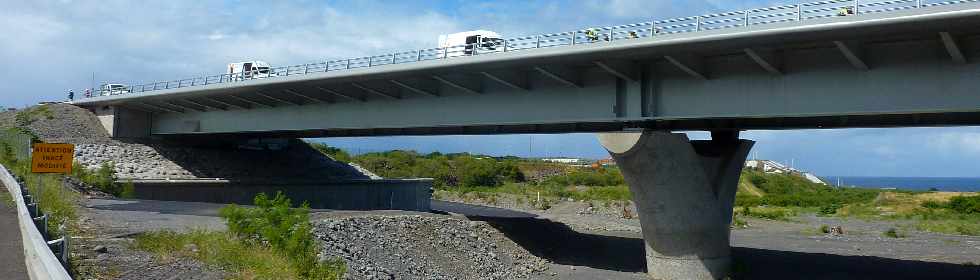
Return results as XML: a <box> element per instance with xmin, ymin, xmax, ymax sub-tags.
<box><xmin>438</xmin><ymin>30</ymin><xmax>504</xmax><ymax>58</ymax></box>
<box><xmin>228</xmin><ymin>61</ymin><xmax>275</xmax><ymax>80</ymax></box>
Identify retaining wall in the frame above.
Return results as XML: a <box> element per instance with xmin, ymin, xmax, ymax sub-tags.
<box><xmin>127</xmin><ymin>179</ymin><xmax>433</xmax><ymax>211</ymax></box>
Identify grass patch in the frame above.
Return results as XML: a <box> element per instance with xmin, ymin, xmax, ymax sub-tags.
<box><xmin>14</xmin><ymin>105</ymin><xmax>54</xmax><ymax>126</ymax></box>
<box><xmin>135</xmin><ymin>230</ymin><xmax>299</xmax><ymax>279</ymax></box>
<box><xmin>735</xmin><ymin>206</ymin><xmax>797</xmax><ymax>221</ymax></box>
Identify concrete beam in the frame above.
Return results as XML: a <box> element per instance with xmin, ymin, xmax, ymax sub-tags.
<box><xmin>284</xmin><ymin>89</ymin><xmax>332</xmax><ymax>104</ymax></box>
<box><xmin>140</xmin><ymin>102</ymin><xmax>183</xmax><ymax>113</ymax></box>
<box><xmin>205</xmin><ymin>97</ymin><xmax>247</xmax><ymax>110</ymax></box>
<box><xmin>481</xmin><ymin>71</ymin><xmax>530</xmax><ymax>91</ymax></box>
<box><xmin>228</xmin><ymin>95</ymin><xmax>274</xmax><ymax>108</ymax></box>
<box><xmin>664</xmin><ymin>56</ymin><xmax>708</xmax><ymax>80</ymax></box>
<box><xmin>833</xmin><ymin>41</ymin><xmax>870</xmax><ymax>71</ymax></box>
<box><xmin>939</xmin><ymin>32</ymin><xmax>967</xmax><ymax>64</ymax></box>
<box><xmin>534</xmin><ymin>66</ymin><xmax>583</xmax><ymax>88</ymax></box>
<box><xmin>598</xmin><ymin>130</ymin><xmax>753</xmax><ymax>280</ymax></box>
<box><xmin>352</xmin><ymin>83</ymin><xmax>400</xmax><ymax>99</ymax></box>
<box><xmin>164</xmin><ymin>101</ymin><xmax>205</xmax><ymax>112</ymax></box>
<box><xmin>256</xmin><ymin>91</ymin><xmax>303</xmax><ymax>106</ymax></box>
<box><xmin>743</xmin><ymin>48</ymin><xmax>782</xmax><ymax>75</ymax></box>
<box><xmin>432</xmin><ymin>75</ymin><xmax>482</xmax><ymax>95</ymax></box>
<box><xmin>594</xmin><ymin>60</ymin><xmax>638</xmax><ymax>82</ymax></box>
<box><xmin>121</xmin><ymin>104</ymin><xmax>164</xmax><ymax>114</ymax></box>
<box><xmin>390</xmin><ymin>80</ymin><xmax>440</xmax><ymax>97</ymax></box>
<box><xmin>182</xmin><ymin>99</ymin><xmax>226</xmax><ymax>111</ymax></box>
<box><xmin>317</xmin><ymin>86</ymin><xmax>365</xmax><ymax>102</ymax></box>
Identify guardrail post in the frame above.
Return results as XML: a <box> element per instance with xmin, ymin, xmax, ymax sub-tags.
<box><xmin>696</xmin><ymin>16</ymin><xmax>702</xmax><ymax>31</ymax></box>
<box><xmin>33</xmin><ymin>214</ymin><xmax>47</xmax><ymax>240</ymax></box>
<box><xmin>570</xmin><ymin>31</ymin><xmax>577</xmax><ymax>45</ymax></box>
<box><xmin>305</xmin><ymin>64</ymin><xmax>310</xmax><ymax>74</ymax></box>
<box><xmin>368</xmin><ymin>56</ymin><xmax>374</xmax><ymax>66</ymax></box>
<box><xmin>391</xmin><ymin>53</ymin><xmax>397</xmax><ymax>64</ymax></box>
<box><xmin>536</xmin><ymin>35</ymin><xmax>542</xmax><ymax>48</ymax></box>
<box><xmin>916</xmin><ymin>0</ymin><xmax>921</xmax><ymax>8</ymax></box>
<box><xmin>744</xmin><ymin>11</ymin><xmax>750</xmax><ymax>27</ymax></box>
<box><xmin>417</xmin><ymin>50</ymin><xmax>423</xmax><ymax>61</ymax></box>
<box><xmin>503</xmin><ymin>40</ymin><xmax>508</xmax><ymax>52</ymax></box>
<box><xmin>443</xmin><ymin>47</ymin><xmax>449</xmax><ymax>58</ymax></box>
<box><xmin>608</xmin><ymin>28</ymin><xmax>615</xmax><ymax>42</ymax></box>
<box><xmin>347</xmin><ymin>59</ymin><xmax>352</xmax><ymax>69</ymax></box>
<box><xmin>854</xmin><ymin>0</ymin><xmax>860</xmax><ymax>14</ymax></box>
<box><xmin>797</xmin><ymin>4</ymin><xmax>803</xmax><ymax>21</ymax></box>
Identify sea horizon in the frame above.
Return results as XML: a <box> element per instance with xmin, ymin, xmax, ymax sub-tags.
<box><xmin>820</xmin><ymin>176</ymin><xmax>980</xmax><ymax>192</ymax></box>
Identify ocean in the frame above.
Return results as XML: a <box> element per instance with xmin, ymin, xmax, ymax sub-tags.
<box><xmin>820</xmin><ymin>177</ymin><xmax>980</xmax><ymax>192</ymax></box>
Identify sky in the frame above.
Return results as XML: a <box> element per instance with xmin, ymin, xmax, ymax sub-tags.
<box><xmin>2</xmin><ymin>0</ymin><xmax>979</xmax><ymax>177</ymax></box>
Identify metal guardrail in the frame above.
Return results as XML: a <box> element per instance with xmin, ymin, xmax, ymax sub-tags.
<box><xmin>83</xmin><ymin>0</ymin><xmax>978</xmax><ymax>99</ymax></box>
<box><xmin>1</xmin><ymin>165</ymin><xmax>72</xmax><ymax>280</ymax></box>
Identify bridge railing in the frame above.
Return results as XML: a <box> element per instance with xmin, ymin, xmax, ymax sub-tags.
<box><xmin>86</xmin><ymin>0</ymin><xmax>976</xmax><ymax>99</ymax></box>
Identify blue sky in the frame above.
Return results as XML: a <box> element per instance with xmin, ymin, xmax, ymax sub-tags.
<box><xmin>2</xmin><ymin>0</ymin><xmax>979</xmax><ymax>177</ymax></box>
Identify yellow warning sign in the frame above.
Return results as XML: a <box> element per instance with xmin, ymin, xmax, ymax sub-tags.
<box><xmin>31</xmin><ymin>143</ymin><xmax>75</xmax><ymax>174</ymax></box>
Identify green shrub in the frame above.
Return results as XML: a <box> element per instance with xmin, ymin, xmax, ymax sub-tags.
<box><xmin>219</xmin><ymin>192</ymin><xmax>341</xmax><ymax>279</ymax></box>
<box><xmin>883</xmin><ymin>227</ymin><xmax>907</xmax><ymax>238</ymax></box>
<box><xmin>818</xmin><ymin>203</ymin><xmax>841</xmax><ymax>216</ymax></box>
<box><xmin>819</xmin><ymin>225</ymin><xmax>830</xmax><ymax>234</ymax></box>
<box><xmin>947</xmin><ymin>195</ymin><xmax>980</xmax><ymax>214</ymax></box>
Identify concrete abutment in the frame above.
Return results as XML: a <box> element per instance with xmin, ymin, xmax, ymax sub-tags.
<box><xmin>599</xmin><ymin>130</ymin><xmax>753</xmax><ymax>280</ymax></box>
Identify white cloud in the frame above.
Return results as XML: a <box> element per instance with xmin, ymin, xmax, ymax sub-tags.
<box><xmin>929</xmin><ymin>132</ymin><xmax>980</xmax><ymax>155</ymax></box>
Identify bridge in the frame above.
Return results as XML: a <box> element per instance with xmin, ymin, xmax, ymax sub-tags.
<box><xmin>73</xmin><ymin>1</ymin><xmax>980</xmax><ymax>279</ymax></box>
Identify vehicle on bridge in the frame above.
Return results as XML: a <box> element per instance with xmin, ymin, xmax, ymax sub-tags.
<box><xmin>227</xmin><ymin>60</ymin><xmax>275</xmax><ymax>81</ymax></box>
<box><xmin>98</xmin><ymin>84</ymin><xmax>130</xmax><ymax>96</ymax></box>
<box><xmin>438</xmin><ymin>30</ymin><xmax>503</xmax><ymax>57</ymax></box>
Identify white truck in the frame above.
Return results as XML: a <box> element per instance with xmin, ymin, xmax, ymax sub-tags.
<box><xmin>98</xmin><ymin>83</ymin><xmax>130</xmax><ymax>96</ymax></box>
<box><xmin>438</xmin><ymin>30</ymin><xmax>504</xmax><ymax>58</ymax></box>
<box><xmin>227</xmin><ymin>60</ymin><xmax>275</xmax><ymax>80</ymax></box>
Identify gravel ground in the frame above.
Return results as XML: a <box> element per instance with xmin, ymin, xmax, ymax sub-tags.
<box><xmin>437</xmin><ymin>195</ymin><xmax>980</xmax><ymax>279</ymax></box>
<box><xmin>73</xmin><ymin>198</ymin><xmax>227</xmax><ymax>280</ymax></box>
<box><xmin>313</xmin><ymin>215</ymin><xmax>550</xmax><ymax>280</ymax></box>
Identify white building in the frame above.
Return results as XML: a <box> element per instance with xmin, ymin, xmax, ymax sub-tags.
<box><xmin>541</xmin><ymin>158</ymin><xmax>587</xmax><ymax>164</ymax></box>
<box><xmin>745</xmin><ymin>159</ymin><xmax>827</xmax><ymax>185</ymax></box>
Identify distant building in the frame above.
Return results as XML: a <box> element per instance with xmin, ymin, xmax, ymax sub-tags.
<box><xmin>541</xmin><ymin>158</ymin><xmax>587</xmax><ymax>164</ymax></box>
<box><xmin>745</xmin><ymin>159</ymin><xmax>826</xmax><ymax>185</ymax></box>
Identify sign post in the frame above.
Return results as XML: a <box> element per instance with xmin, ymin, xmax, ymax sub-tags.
<box><xmin>30</xmin><ymin>143</ymin><xmax>75</xmax><ymax>203</ymax></box>
<box><xmin>31</xmin><ymin>143</ymin><xmax>75</xmax><ymax>174</ymax></box>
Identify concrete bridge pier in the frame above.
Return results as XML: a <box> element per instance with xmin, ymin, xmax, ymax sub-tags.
<box><xmin>598</xmin><ymin>130</ymin><xmax>753</xmax><ymax>280</ymax></box>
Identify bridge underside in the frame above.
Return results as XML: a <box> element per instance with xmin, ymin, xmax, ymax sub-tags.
<box><xmin>76</xmin><ymin>5</ymin><xmax>980</xmax><ymax>139</ymax></box>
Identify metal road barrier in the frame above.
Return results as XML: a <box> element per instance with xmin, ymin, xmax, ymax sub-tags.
<box><xmin>1</xmin><ymin>165</ymin><xmax>72</xmax><ymax>280</ymax></box>
<box><xmin>83</xmin><ymin>0</ymin><xmax>978</xmax><ymax>99</ymax></box>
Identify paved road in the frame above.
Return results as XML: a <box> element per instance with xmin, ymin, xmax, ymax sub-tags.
<box><xmin>0</xmin><ymin>187</ymin><xmax>29</xmax><ymax>280</ymax></box>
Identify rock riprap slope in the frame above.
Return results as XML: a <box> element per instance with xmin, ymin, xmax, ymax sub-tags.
<box><xmin>314</xmin><ymin>215</ymin><xmax>549</xmax><ymax>280</ymax></box>
<box><xmin>3</xmin><ymin>104</ymin><xmax>377</xmax><ymax>180</ymax></box>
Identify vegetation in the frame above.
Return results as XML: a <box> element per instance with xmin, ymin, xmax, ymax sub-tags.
<box><xmin>0</xmin><ymin>138</ymin><xmax>78</xmax><ymax>239</ymax></box>
<box><xmin>735</xmin><ymin>170</ymin><xmax>879</xmax><ymax>212</ymax></box>
<box><xmin>14</xmin><ymin>105</ymin><xmax>54</xmax><ymax>126</ymax></box>
<box><xmin>137</xmin><ymin>192</ymin><xmax>345</xmax><ymax>280</ymax></box>
<box><xmin>70</xmin><ymin>162</ymin><xmax>133</xmax><ymax>197</ymax></box>
<box><xmin>135</xmin><ymin>231</ymin><xmax>301</xmax><ymax>279</ymax></box>
<box><xmin>311</xmin><ymin>144</ymin><xmax>980</xmax><ymax>236</ymax></box>
<box><xmin>883</xmin><ymin>227</ymin><xmax>907</xmax><ymax>238</ymax></box>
